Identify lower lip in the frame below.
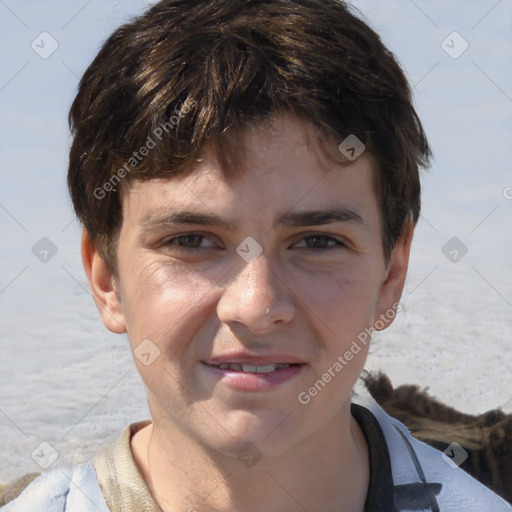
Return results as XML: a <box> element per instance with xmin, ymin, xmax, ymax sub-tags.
<box><xmin>202</xmin><ymin>363</ymin><xmax>305</xmax><ymax>391</ymax></box>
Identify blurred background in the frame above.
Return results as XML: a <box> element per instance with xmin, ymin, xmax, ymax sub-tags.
<box><xmin>1</xmin><ymin>0</ymin><xmax>511</xmax><ymax>483</ymax></box>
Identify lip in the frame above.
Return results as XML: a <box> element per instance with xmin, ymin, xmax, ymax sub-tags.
<box><xmin>202</xmin><ymin>361</ymin><xmax>306</xmax><ymax>392</ymax></box>
<box><xmin>205</xmin><ymin>352</ymin><xmax>305</xmax><ymax>366</ymax></box>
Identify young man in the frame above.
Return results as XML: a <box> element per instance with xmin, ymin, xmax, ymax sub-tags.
<box><xmin>2</xmin><ymin>0</ymin><xmax>510</xmax><ymax>511</ymax></box>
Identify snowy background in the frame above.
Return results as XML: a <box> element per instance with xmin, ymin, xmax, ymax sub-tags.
<box><xmin>0</xmin><ymin>0</ymin><xmax>511</xmax><ymax>484</ymax></box>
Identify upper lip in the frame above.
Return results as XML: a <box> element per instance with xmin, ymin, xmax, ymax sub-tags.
<box><xmin>204</xmin><ymin>352</ymin><xmax>305</xmax><ymax>366</ymax></box>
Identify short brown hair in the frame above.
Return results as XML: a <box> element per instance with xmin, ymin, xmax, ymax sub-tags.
<box><xmin>68</xmin><ymin>0</ymin><xmax>431</xmax><ymax>273</ymax></box>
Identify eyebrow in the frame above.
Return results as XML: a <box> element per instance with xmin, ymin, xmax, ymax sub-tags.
<box><xmin>140</xmin><ymin>206</ymin><xmax>365</xmax><ymax>232</ymax></box>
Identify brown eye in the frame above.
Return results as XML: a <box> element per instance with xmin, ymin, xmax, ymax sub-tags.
<box><xmin>165</xmin><ymin>234</ymin><xmax>216</xmax><ymax>250</ymax></box>
<box><xmin>294</xmin><ymin>234</ymin><xmax>346</xmax><ymax>250</ymax></box>
<box><xmin>172</xmin><ymin>235</ymin><xmax>204</xmax><ymax>248</ymax></box>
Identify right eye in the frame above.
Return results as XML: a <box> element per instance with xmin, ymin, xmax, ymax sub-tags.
<box><xmin>163</xmin><ymin>234</ymin><xmax>217</xmax><ymax>251</ymax></box>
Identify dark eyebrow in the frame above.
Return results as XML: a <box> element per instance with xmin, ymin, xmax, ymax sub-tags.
<box><xmin>140</xmin><ymin>206</ymin><xmax>365</xmax><ymax>232</ymax></box>
<box><xmin>140</xmin><ymin>211</ymin><xmax>235</xmax><ymax>232</ymax></box>
<box><xmin>275</xmin><ymin>207</ymin><xmax>364</xmax><ymax>228</ymax></box>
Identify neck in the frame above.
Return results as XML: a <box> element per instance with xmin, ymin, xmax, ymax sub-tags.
<box><xmin>131</xmin><ymin>404</ymin><xmax>369</xmax><ymax>512</ymax></box>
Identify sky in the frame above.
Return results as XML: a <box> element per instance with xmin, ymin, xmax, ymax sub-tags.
<box><xmin>0</xmin><ymin>0</ymin><xmax>511</xmax><ymax>483</ymax></box>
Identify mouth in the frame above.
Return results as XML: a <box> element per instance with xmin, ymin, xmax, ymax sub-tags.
<box><xmin>204</xmin><ymin>362</ymin><xmax>299</xmax><ymax>373</ymax></box>
<box><xmin>201</xmin><ymin>361</ymin><xmax>306</xmax><ymax>391</ymax></box>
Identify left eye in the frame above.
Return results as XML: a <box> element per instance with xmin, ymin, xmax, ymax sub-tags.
<box><xmin>293</xmin><ymin>235</ymin><xmax>346</xmax><ymax>250</ymax></box>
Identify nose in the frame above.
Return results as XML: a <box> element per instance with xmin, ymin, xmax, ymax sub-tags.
<box><xmin>216</xmin><ymin>253</ymin><xmax>295</xmax><ymax>333</ymax></box>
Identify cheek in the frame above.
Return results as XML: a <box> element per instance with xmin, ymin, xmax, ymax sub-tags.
<box><xmin>120</xmin><ymin>260</ymin><xmax>217</xmax><ymax>353</ymax></box>
<box><xmin>294</xmin><ymin>259</ymin><xmax>381</xmax><ymax>334</ymax></box>
<box><xmin>120</xmin><ymin>262</ymin><xmax>221</xmax><ymax>402</ymax></box>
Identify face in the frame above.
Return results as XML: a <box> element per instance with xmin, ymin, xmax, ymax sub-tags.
<box><xmin>85</xmin><ymin>114</ymin><xmax>411</xmax><ymax>458</ymax></box>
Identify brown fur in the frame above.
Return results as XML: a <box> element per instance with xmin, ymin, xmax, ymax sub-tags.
<box><xmin>362</xmin><ymin>371</ymin><xmax>512</xmax><ymax>503</ymax></box>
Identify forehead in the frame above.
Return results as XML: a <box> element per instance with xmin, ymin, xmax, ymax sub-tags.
<box><xmin>121</xmin><ymin>114</ymin><xmax>380</xmax><ymax>229</ymax></box>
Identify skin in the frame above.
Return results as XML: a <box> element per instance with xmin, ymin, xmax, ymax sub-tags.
<box><xmin>83</xmin><ymin>114</ymin><xmax>413</xmax><ymax>512</ymax></box>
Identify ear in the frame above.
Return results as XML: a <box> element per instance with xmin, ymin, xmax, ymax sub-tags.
<box><xmin>81</xmin><ymin>230</ymin><xmax>127</xmax><ymax>334</ymax></box>
<box><xmin>373</xmin><ymin>219</ymin><xmax>414</xmax><ymax>330</ymax></box>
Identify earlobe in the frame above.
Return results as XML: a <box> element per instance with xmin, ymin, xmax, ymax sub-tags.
<box><xmin>81</xmin><ymin>230</ymin><xmax>127</xmax><ymax>334</ymax></box>
<box><xmin>373</xmin><ymin>220</ymin><xmax>414</xmax><ymax>330</ymax></box>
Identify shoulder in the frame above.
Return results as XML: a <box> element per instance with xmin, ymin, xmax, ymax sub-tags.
<box><xmin>353</xmin><ymin>395</ymin><xmax>512</xmax><ymax>511</ymax></box>
<box><xmin>0</xmin><ymin>473</ymin><xmax>40</xmax><ymax>507</ymax></box>
<box><xmin>0</xmin><ymin>461</ymin><xmax>109</xmax><ymax>512</ymax></box>
<box><xmin>1</xmin><ymin>421</ymin><xmax>152</xmax><ymax>512</ymax></box>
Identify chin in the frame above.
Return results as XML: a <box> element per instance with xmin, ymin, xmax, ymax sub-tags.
<box><xmin>202</xmin><ymin>407</ymin><xmax>300</xmax><ymax>458</ymax></box>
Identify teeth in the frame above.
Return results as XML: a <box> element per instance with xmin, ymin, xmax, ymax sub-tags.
<box><xmin>255</xmin><ymin>365</ymin><xmax>276</xmax><ymax>373</ymax></box>
<box><xmin>216</xmin><ymin>363</ymin><xmax>292</xmax><ymax>373</ymax></box>
<box><xmin>218</xmin><ymin>363</ymin><xmax>241</xmax><ymax>370</ymax></box>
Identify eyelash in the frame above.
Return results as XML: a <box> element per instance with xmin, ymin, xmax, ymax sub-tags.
<box><xmin>163</xmin><ymin>233</ymin><xmax>347</xmax><ymax>251</ymax></box>
<box><xmin>294</xmin><ymin>234</ymin><xmax>347</xmax><ymax>250</ymax></box>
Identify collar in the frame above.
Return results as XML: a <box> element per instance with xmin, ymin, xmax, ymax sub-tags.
<box><xmin>92</xmin><ymin>420</ymin><xmax>162</xmax><ymax>511</ymax></box>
